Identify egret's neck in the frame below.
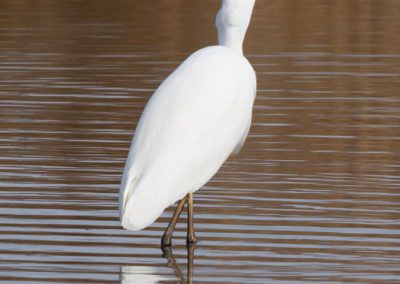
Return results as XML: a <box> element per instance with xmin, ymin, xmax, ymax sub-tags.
<box><xmin>216</xmin><ymin>0</ymin><xmax>255</xmax><ymax>55</ymax></box>
<box><xmin>217</xmin><ymin>24</ymin><xmax>245</xmax><ymax>55</ymax></box>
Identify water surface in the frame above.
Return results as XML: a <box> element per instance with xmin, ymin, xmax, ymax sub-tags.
<box><xmin>0</xmin><ymin>0</ymin><xmax>399</xmax><ymax>283</ymax></box>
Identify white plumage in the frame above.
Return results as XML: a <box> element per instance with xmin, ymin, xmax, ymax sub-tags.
<box><xmin>120</xmin><ymin>0</ymin><xmax>256</xmax><ymax>231</ymax></box>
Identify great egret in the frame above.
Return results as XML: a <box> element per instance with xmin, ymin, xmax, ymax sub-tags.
<box><xmin>119</xmin><ymin>0</ymin><xmax>257</xmax><ymax>248</ymax></box>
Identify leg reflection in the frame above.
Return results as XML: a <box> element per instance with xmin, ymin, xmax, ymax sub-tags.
<box><xmin>161</xmin><ymin>244</ymin><xmax>196</xmax><ymax>284</ymax></box>
<box><xmin>187</xmin><ymin>244</ymin><xmax>195</xmax><ymax>284</ymax></box>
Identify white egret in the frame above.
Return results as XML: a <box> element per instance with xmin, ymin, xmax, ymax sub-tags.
<box><xmin>119</xmin><ymin>0</ymin><xmax>257</xmax><ymax>248</ymax></box>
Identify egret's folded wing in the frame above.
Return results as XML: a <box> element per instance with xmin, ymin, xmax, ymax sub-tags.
<box><xmin>119</xmin><ymin>46</ymin><xmax>256</xmax><ymax>230</ymax></box>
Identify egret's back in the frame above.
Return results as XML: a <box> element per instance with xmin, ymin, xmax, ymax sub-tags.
<box><xmin>119</xmin><ymin>46</ymin><xmax>256</xmax><ymax>230</ymax></box>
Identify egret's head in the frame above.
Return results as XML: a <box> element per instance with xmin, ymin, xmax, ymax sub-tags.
<box><xmin>216</xmin><ymin>0</ymin><xmax>256</xmax><ymax>54</ymax></box>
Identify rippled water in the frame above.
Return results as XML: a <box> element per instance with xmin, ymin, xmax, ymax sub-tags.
<box><xmin>0</xmin><ymin>0</ymin><xmax>399</xmax><ymax>283</ymax></box>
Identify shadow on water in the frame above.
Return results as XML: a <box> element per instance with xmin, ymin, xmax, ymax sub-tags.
<box><xmin>120</xmin><ymin>246</ymin><xmax>195</xmax><ymax>284</ymax></box>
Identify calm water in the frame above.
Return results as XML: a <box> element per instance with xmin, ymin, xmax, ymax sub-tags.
<box><xmin>0</xmin><ymin>0</ymin><xmax>399</xmax><ymax>283</ymax></box>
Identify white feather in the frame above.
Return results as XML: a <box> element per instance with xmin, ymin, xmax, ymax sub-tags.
<box><xmin>119</xmin><ymin>0</ymin><xmax>257</xmax><ymax>231</ymax></box>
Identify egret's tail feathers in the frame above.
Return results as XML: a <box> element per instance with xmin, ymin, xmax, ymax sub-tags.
<box><xmin>121</xmin><ymin>212</ymin><xmax>150</xmax><ymax>231</ymax></box>
<box><xmin>119</xmin><ymin>172</ymin><xmax>140</xmax><ymax>220</ymax></box>
<box><xmin>119</xmin><ymin>174</ymin><xmax>167</xmax><ymax>231</ymax></box>
<box><xmin>121</xmin><ymin>209</ymin><xmax>158</xmax><ymax>231</ymax></box>
<box><xmin>121</xmin><ymin>189</ymin><xmax>165</xmax><ymax>231</ymax></box>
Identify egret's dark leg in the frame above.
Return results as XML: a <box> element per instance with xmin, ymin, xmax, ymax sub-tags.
<box><xmin>186</xmin><ymin>192</ymin><xmax>197</xmax><ymax>245</ymax></box>
<box><xmin>161</xmin><ymin>196</ymin><xmax>187</xmax><ymax>248</ymax></box>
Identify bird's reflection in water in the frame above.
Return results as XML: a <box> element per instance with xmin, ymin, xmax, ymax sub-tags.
<box><xmin>120</xmin><ymin>245</ymin><xmax>195</xmax><ymax>284</ymax></box>
<box><xmin>120</xmin><ymin>265</ymin><xmax>172</xmax><ymax>284</ymax></box>
<box><xmin>162</xmin><ymin>245</ymin><xmax>195</xmax><ymax>284</ymax></box>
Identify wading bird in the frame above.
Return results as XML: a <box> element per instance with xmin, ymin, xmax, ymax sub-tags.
<box><xmin>119</xmin><ymin>0</ymin><xmax>257</xmax><ymax>249</ymax></box>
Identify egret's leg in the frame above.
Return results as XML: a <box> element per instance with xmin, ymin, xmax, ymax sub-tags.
<box><xmin>186</xmin><ymin>192</ymin><xmax>197</xmax><ymax>245</ymax></box>
<box><xmin>161</xmin><ymin>196</ymin><xmax>187</xmax><ymax>248</ymax></box>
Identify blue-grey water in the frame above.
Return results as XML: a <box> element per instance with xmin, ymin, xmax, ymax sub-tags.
<box><xmin>0</xmin><ymin>0</ymin><xmax>399</xmax><ymax>283</ymax></box>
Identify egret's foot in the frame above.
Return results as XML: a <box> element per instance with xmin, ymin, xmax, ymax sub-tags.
<box><xmin>161</xmin><ymin>233</ymin><xmax>172</xmax><ymax>249</ymax></box>
<box><xmin>161</xmin><ymin>244</ymin><xmax>173</xmax><ymax>258</ymax></box>
<box><xmin>186</xmin><ymin>234</ymin><xmax>197</xmax><ymax>246</ymax></box>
